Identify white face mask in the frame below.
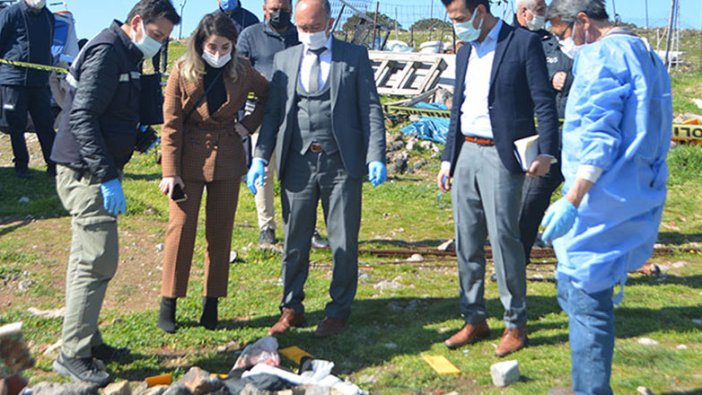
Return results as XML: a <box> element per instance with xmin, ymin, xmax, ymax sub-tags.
<box><xmin>526</xmin><ymin>12</ymin><xmax>546</xmax><ymax>31</ymax></box>
<box><xmin>27</xmin><ymin>0</ymin><xmax>46</xmax><ymax>9</ymax></box>
<box><xmin>131</xmin><ymin>19</ymin><xmax>162</xmax><ymax>59</ymax></box>
<box><xmin>202</xmin><ymin>50</ymin><xmax>232</xmax><ymax>69</ymax></box>
<box><xmin>559</xmin><ymin>36</ymin><xmax>578</xmax><ymax>59</ymax></box>
<box><xmin>454</xmin><ymin>9</ymin><xmax>483</xmax><ymax>43</ymax></box>
<box><xmin>299</xmin><ymin>30</ymin><xmax>328</xmax><ymax>50</ymax></box>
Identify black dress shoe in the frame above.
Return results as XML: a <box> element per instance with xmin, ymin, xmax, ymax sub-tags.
<box><xmin>311</xmin><ymin>230</ymin><xmax>329</xmax><ymax>249</ymax></box>
<box><xmin>15</xmin><ymin>168</ymin><xmax>32</xmax><ymax>179</ymax></box>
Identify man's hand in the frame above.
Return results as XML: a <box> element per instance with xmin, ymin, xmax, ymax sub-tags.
<box><xmin>552</xmin><ymin>71</ymin><xmax>567</xmax><ymax>92</ymax></box>
<box><xmin>246</xmin><ymin>158</ymin><xmax>266</xmax><ymax>195</ymax></box>
<box><xmin>100</xmin><ymin>179</ymin><xmax>127</xmax><ymax>216</ymax></box>
<box><xmin>437</xmin><ymin>167</ymin><xmax>451</xmax><ymax>193</ymax></box>
<box><xmin>527</xmin><ymin>154</ymin><xmax>552</xmax><ymax>177</ymax></box>
<box><xmin>368</xmin><ymin>161</ymin><xmax>387</xmax><ymax>187</ymax></box>
<box><xmin>159</xmin><ymin>176</ymin><xmax>184</xmax><ymax>199</ymax></box>
<box><xmin>235</xmin><ymin>124</ymin><xmax>250</xmax><ymax>138</ymax></box>
<box><xmin>541</xmin><ymin>197</ymin><xmax>578</xmax><ymax>244</ymax></box>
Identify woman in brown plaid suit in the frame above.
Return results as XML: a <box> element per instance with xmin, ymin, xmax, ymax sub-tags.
<box><xmin>157</xmin><ymin>12</ymin><xmax>268</xmax><ymax>333</ymax></box>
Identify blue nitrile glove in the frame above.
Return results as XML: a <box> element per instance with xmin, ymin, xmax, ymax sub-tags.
<box><xmin>247</xmin><ymin>158</ymin><xmax>266</xmax><ymax>195</ymax></box>
<box><xmin>368</xmin><ymin>161</ymin><xmax>387</xmax><ymax>187</ymax></box>
<box><xmin>541</xmin><ymin>197</ymin><xmax>578</xmax><ymax>245</ymax></box>
<box><xmin>100</xmin><ymin>179</ymin><xmax>127</xmax><ymax>216</ymax></box>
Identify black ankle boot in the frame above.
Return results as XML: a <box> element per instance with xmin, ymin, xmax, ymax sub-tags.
<box><xmin>158</xmin><ymin>297</ymin><xmax>177</xmax><ymax>333</ymax></box>
<box><xmin>199</xmin><ymin>297</ymin><xmax>218</xmax><ymax>330</ymax></box>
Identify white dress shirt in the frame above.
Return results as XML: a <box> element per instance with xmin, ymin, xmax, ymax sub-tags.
<box><xmin>299</xmin><ymin>34</ymin><xmax>333</xmax><ymax>92</ymax></box>
<box><xmin>460</xmin><ymin>18</ymin><xmax>503</xmax><ymax>139</ymax></box>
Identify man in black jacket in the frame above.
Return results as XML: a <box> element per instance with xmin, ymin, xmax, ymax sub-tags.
<box><xmin>513</xmin><ymin>0</ymin><xmax>574</xmax><ymax>264</ymax></box>
<box><xmin>0</xmin><ymin>0</ymin><xmax>56</xmax><ymax>178</ymax></box>
<box><xmin>50</xmin><ymin>0</ymin><xmax>179</xmax><ymax>386</ymax></box>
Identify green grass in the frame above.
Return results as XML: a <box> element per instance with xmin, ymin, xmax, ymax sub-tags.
<box><xmin>0</xmin><ymin>43</ymin><xmax>701</xmax><ymax>394</ymax></box>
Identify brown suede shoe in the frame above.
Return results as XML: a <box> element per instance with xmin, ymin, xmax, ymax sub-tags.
<box><xmin>314</xmin><ymin>317</ymin><xmax>347</xmax><ymax>337</ymax></box>
<box><xmin>267</xmin><ymin>308</ymin><xmax>306</xmax><ymax>336</ymax></box>
<box><xmin>444</xmin><ymin>321</ymin><xmax>490</xmax><ymax>349</ymax></box>
<box><xmin>495</xmin><ymin>327</ymin><xmax>528</xmax><ymax>357</ymax></box>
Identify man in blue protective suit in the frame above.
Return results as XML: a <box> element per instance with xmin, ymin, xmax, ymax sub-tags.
<box><xmin>542</xmin><ymin>1</ymin><xmax>672</xmax><ymax>394</ymax></box>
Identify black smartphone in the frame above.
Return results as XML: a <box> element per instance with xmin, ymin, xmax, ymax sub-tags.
<box><xmin>171</xmin><ymin>183</ymin><xmax>187</xmax><ymax>202</ymax></box>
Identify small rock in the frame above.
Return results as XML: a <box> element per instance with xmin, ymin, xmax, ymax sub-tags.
<box><xmin>637</xmin><ymin>386</ymin><xmax>654</xmax><ymax>395</ymax></box>
<box><xmin>437</xmin><ymin>239</ymin><xmax>455</xmax><ymax>252</ymax></box>
<box><xmin>104</xmin><ymin>381</ymin><xmax>132</xmax><ymax>395</ymax></box>
<box><xmin>383</xmin><ymin>342</ymin><xmax>398</xmax><ymax>349</ymax></box>
<box><xmin>155</xmin><ymin>244</ymin><xmax>164</xmax><ymax>253</ymax></box>
<box><xmin>137</xmin><ymin>385</ymin><xmax>168</xmax><ymax>395</ymax></box>
<box><xmin>411</xmin><ymin>159</ymin><xmax>428</xmax><ymax>173</ymax></box>
<box><xmin>358</xmin><ymin>272</ymin><xmax>371</xmax><ymax>281</ymax></box>
<box><xmin>406</xmin><ymin>253</ymin><xmax>424</xmax><ymax>262</ymax></box>
<box><xmin>31</xmin><ymin>382</ymin><xmax>99</xmax><ymax>395</ymax></box>
<box><xmin>229</xmin><ymin>251</ymin><xmax>238</xmax><ymax>263</ymax></box>
<box><xmin>419</xmin><ymin>141</ymin><xmax>433</xmax><ymax>150</ymax></box>
<box><xmin>17</xmin><ymin>280</ymin><xmax>33</xmax><ymax>291</ymax></box>
<box><xmin>677</xmin><ymin>344</ymin><xmax>688</xmax><ymax>350</ymax></box>
<box><xmin>27</xmin><ymin>307</ymin><xmax>65</xmax><ymax>319</ymax></box>
<box><xmin>490</xmin><ymin>360</ymin><xmax>520</xmax><ymax>387</ymax></box>
<box><xmin>18</xmin><ymin>196</ymin><xmax>30</xmax><ymax>204</ymax></box>
<box><xmin>387</xmin><ymin>140</ymin><xmax>405</xmax><ymax>152</ymax></box>
<box><xmin>638</xmin><ymin>337</ymin><xmax>659</xmax><ymax>346</ymax></box>
<box><xmin>692</xmin><ymin>318</ymin><xmax>702</xmax><ymax>326</ymax></box>
<box><xmin>163</xmin><ymin>384</ymin><xmax>194</xmax><ymax>395</ymax></box>
<box><xmin>178</xmin><ymin>367</ymin><xmax>222</xmax><ymax>395</ymax></box>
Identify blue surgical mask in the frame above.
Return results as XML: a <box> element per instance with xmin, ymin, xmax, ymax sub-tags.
<box><xmin>454</xmin><ymin>10</ymin><xmax>483</xmax><ymax>43</ymax></box>
<box><xmin>220</xmin><ymin>0</ymin><xmax>240</xmax><ymax>12</ymax></box>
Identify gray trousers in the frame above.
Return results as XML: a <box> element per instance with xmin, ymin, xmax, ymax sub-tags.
<box><xmin>55</xmin><ymin>165</ymin><xmax>118</xmax><ymax>358</ymax></box>
<box><xmin>280</xmin><ymin>149</ymin><xmax>362</xmax><ymax>320</ymax></box>
<box><xmin>451</xmin><ymin>142</ymin><xmax>527</xmax><ymax>328</ymax></box>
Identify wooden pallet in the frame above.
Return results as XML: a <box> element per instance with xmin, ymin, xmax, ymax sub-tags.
<box><xmin>369</xmin><ymin>52</ymin><xmax>448</xmax><ymax>97</ymax></box>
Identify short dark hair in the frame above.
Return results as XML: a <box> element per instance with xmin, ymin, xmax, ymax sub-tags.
<box><xmin>127</xmin><ymin>0</ymin><xmax>181</xmax><ymax>26</ymax></box>
<box><xmin>440</xmin><ymin>0</ymin><xmax>490</xmax><ymax>13</ymax></box>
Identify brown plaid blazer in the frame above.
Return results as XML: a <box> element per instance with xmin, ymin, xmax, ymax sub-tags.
<box><xmin>161</xmin><ymin>59</ymin><xmax>268</xmax><ymax>182</ymax></box>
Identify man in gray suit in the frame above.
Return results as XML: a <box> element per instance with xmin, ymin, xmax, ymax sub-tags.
<box><xmin>246</xmin><ymin>0</ymin><xmax>387</xmax><ymax>338</ymax></box>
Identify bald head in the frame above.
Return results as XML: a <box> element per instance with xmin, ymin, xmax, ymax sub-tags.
<box><xmin>295</xmin><ymin>0</ymin><xmax>333</xmax><ymax>33</ymax></box>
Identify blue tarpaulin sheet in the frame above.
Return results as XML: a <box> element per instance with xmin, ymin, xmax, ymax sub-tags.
<box><xmin>399</xmin><ymin>102</ymin><xmax>450</xmax><ymax>144</ymax></box>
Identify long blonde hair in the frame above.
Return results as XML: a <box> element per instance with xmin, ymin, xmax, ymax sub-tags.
<box><xmin>177</xmin><ymin>12</ymin><xmax>246</xmax><ymax>83</ymax></box>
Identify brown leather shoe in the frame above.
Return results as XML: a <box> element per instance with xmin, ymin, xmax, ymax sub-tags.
<box><xmin>314</xmin><ymin>317</ymin><xmax>347</xmax><ymax>337</ymax></box>
<box><xmin>444</xmin><ymin>321</ymin><xmax>490</xmax><ymax>349</ymax></box>
<box><xmin>495</xmin><ymin>327</ymin><xmax>528</xmax><ymax>357</ymax></box>
<box><xmin>267</xmin><ymin>308</ymin><xmax>306</xmax><ymax>336</ymax></box>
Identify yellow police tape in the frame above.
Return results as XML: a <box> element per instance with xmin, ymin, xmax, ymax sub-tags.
<box><xmin>673</xmin><ymin>124</ymin><xmax>702</xmax><ymax>141</ymax></box>
<box><xmin>0</xmin><ymin>58</ymin><xmax>68</xmax><ymax>74</ymax></box>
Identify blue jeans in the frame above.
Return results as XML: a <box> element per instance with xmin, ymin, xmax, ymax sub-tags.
<box><xmin>557</xmin><ymin>278</ymin><xmax>615</xmax><ymax>395</ymax></box>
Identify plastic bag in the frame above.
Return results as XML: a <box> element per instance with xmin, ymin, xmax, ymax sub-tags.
<box><xmin>233</xmin><ymin>336</ymin><xmax>280</xmax><ymax>370</ymax></box>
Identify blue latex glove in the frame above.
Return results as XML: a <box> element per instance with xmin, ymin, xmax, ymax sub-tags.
<box><xmin>247</xmin><ymin>158</ymin><xmax>266</xmax><ymax>195</ymax></box>
<box><xmin>100</xmin><ymin>179</ymin><xmax>126</xmax><ymax>216</ymax></box>
<box><xmin>541</xmin><ymin>197</ymin><xmax>578</xmax><ymax>245</ymax></box>
<box><xmin>368</xmin><ymin>161</ymin><xmax>387</xmax><ymax>187</ymax></box>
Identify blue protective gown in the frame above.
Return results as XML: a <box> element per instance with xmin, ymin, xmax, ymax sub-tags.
<box><xmin>553</xmin><ymin>30</ymin><xmax>673</xmax><ymax>297</ymax></box>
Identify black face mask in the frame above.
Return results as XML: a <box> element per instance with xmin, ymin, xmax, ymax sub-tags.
<box><xmin>268</xmin><ymin>10</ymin><xmax>291</xmax><ymax>29</ymax></box>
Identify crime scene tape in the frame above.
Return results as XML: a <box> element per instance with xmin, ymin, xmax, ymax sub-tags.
<box><xmin>0</xmin><ymin>58</ymin><xmax>68</xmax><ymax>74</ymax></box>
<box><xmin>673</xmin><ymin>124</ymin><xmax>702</xmax><ymax>141</ymax></box>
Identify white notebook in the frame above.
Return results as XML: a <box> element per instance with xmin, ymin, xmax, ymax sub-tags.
<box><xmin>514</xmin><ymin>135</ymin><xmax>557</xmax><ymax>171</ymax></box>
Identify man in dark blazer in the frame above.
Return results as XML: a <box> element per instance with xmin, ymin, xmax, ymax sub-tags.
<box><xmin>437</xmin><ymin>0</ymin><xmax>559</xmax><ymax>357</ymax></box>
<box><xmin>247</xmin><ymin>0</ymin><xmax>387</xmax><ymax>338</ymax></box>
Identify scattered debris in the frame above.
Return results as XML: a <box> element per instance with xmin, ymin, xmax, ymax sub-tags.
<box><xmin>490</xmin><ymin>360</ymin><xmax>520</xmax><ymax>387</ymax></box>
<box><xmin>217</xmin><ymin>341</ymin><xmax>242</xmax><ymax>354</ymax></box>
<box><xmin>637</xmin><ymin>386</ymin><xmax>654</xmax><ymax>395</ymax></box>
<box><xmin>638</xmin><ymin>337</ymin><xmax>660</xmax><ymax>346</ymax></box>
<box><xmin>406</xmin><ymin>253</ymin><xmax>424</xmax><ymax>263</ymax></box>
<box><xmin>18</xmin><ymin>197</ymin><xmax>30</xmax><ymax>205</ymax></box>
<box><xmin>692</xmin><ymin>318</ymin><xmax>702</xmax><ymax>326</ymax></box>
<box><xmin>437</xmin><ymin>239</ymin><xmax>455</xmax><ymax>252</ymax></box>
<box><xmin>234</xmin><ymin>337</ymin><xmax>280</xmax><ymax>370</ymax></box>
<box><xmin>104</xmin><ymin>381</ymin><xmax>132</xmax><ymax>395</ymax></box>
<box><xmin>373</xmin><ymin>277</ymin><xmax>402</xmax><ymax>290</ymax></box>
<box><xmin>156</xmin><ymin>244</ymin><xmax>165</xmax><ymax>253</ymax></box>
<box><xmin>229</xmin><ymin>251</ymin><xmax>238</xmax><ymax>263</ymax></box>
<box><xmin>636</xmin><ymin>262</ymin><xmax>661</xmax><ymax>276</ymax></box>
<box><xmin>42</xmin><ymin>339</ymin><xmax>63</xmax><ymax>357</ymax></box>
<box><xmin>27</xmin><ymin>307</ymin><xmax>65</xmax><ymax>319</ymax></box>
<box><xmin>676</xmin><ymin>344</ymin><xmax>688</xmax><ymax>350</ymax></box>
